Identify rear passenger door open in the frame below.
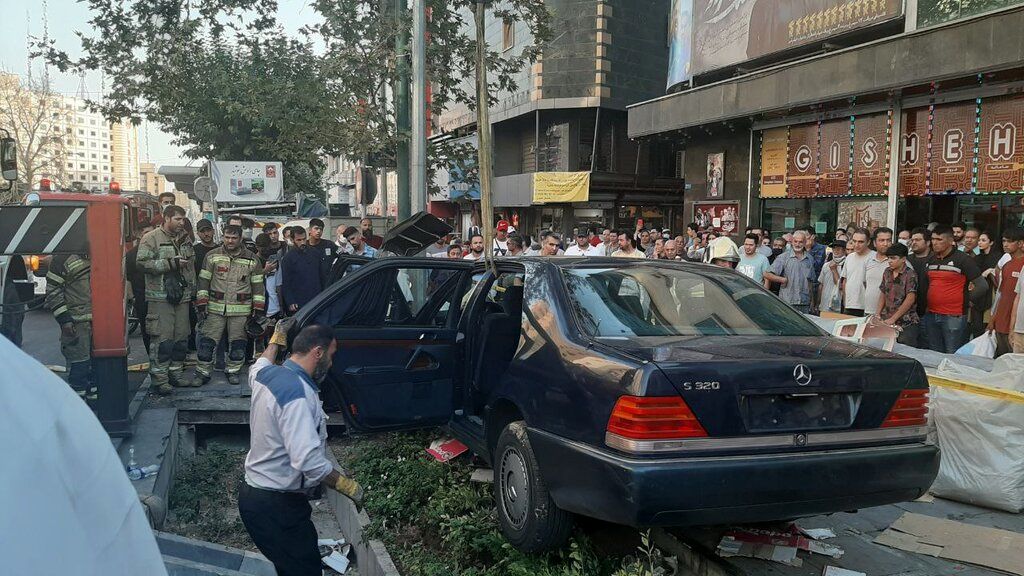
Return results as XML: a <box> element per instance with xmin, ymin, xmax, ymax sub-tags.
<box><xmin>299</xmin><ymin>259</ymin><xmax>474</xmax><ymax>432</ymax></box>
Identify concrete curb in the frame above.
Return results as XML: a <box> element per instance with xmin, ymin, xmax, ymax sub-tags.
<box><xmin>156</xmin><ymin>531</ymin><xmax>276</xmax><ymax>576</ymax></box>
<box><xmin>326</xmin><ymin>447</ymin><xmax>401</xmax><ymax>576</ymax></box>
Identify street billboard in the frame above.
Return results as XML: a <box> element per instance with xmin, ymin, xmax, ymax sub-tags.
<box><xmin>667</xmin><ymin>0</ymin><xmax>694</xmax><ymax>88</ymax></box>
<box><xmin>210</xmin><ymin>161</ymin><xmax>285</xmax><ymax>204</ymax></box>
<box><xmin>668</xmin><ymin>0</ymin><xmax>903</xmax><ymax>87</ymax></box>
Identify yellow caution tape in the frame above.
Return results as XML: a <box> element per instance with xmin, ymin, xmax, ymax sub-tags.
<box><xmin>128</xmin><ymin>362</ymin><xmax>150</xmax><ymax>372</ymax></box>
<box><xmin>928</xmin><ymin>375</ymin><xmax>1024</xmax><ymax>405</ymax></box>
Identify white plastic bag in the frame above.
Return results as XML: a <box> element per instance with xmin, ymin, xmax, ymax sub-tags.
<box><xmin>929</xmin><ymin>355</ymin><xmax>1024</xmax><ymax>512</ymax></box>
<box><xmin>955</xmin><ymin>332</ymin><xmax>996</xmax><ymax>358</ymax></box>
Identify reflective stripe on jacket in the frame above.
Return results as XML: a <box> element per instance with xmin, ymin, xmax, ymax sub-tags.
<box><xmin>196</xmin><ymin>246</ymin><xmax>266</xmax><ymax>316</ymax></box>
<box><xmin>45</xmin><ymin>254</ymin><xmax>92</xmax><ymax>324</ymax></box>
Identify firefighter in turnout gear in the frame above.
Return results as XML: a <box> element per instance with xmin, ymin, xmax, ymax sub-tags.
<box><xmin>44</xmin><ymin>253</ymin><xmax>95</xmax><ymax>401</ymax></box>
<box><xmin>195</xmin><ymin>224</ymin><xmax>266</xmax><ymax>385</ymax></box>
<box><xmin>137</xmin><ymin>205</ymin><xmax>197</xmax><ymax>395</ymax></box>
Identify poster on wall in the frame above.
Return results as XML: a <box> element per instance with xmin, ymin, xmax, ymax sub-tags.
<box><xmin>788</xmin><ymin>123</ymin><xmax>818</xmax><ymax>197</ymax></box>
<box><xmin>978</xmin><ymin>94</ymin><xmax>1024</xmax><ymax>194</ymax></box>
<box><xmin>818</xmin><ymin>118</ymin><xmax>851</xmax><ymax>196</ymax></box>
<box><xmin>760</xmin><ymin>127</ymin><xmax>788</xmax><ymax>197</ymax></box>
<box><xmin>852</xmin><ymin>112</ymin><xmax>889</xmax><ymax>195</ymax></box>
<box><xmin>930</xmin><ymin>101</ymin><xmax>976</xmax><ymax>194</ymax></box>
<box><xmin>667</xmin><ymin>0</ymin><xmax>694</xmax><ymax>89</ymax></box>
<box><xmin>837</xmin><ymin>199</ymin><xmax>887</xmax><ymax>233</ymax></box>
<box><xmin>898</xmin><ymin>107</ymin><xmax>928</xmax><ymax>197</ymax></box>
<box><xmin>706</xmin><ymin>152</ymin><xmax>725</xmax><ymax>198</ymax></box>
<box><xmin>210</xmin><ymin>161</ymin><xmax>285</xmax><ymax>204</ymax></box>
<box><xmin>694</xmin><ymin>202</ymin><xmax>740</xmax><ymax>235</ymax></box>
<box><xmin>688</xmin><ymin>0</ymin><xmax>903</xmax><ymax>78</ymax></box>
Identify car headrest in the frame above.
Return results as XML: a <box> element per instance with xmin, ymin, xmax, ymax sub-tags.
<box><xmin>502</xmin><ymin>285</ymin><xmax>524</xmax><ymax>316</ymax></box>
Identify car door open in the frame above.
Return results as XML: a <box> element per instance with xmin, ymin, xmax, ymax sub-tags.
<box><xmin>312</xmin><ymin>260</ymin><xmax>473</xmax><ymax>432</ymax></box>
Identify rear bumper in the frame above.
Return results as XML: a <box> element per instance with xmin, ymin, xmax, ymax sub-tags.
<box><xmin>528</xmin><ymin>428</ymin><xmax>939</xmax><ymax>527</ymax></box>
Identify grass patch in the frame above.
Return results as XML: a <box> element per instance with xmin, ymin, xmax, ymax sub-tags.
<box><xmin>336</xmin><ymin>429</ymin><xmax>667</xmax><ymax>576</ymax></box>
<box><xmin>167</xmin><ymin>445</ymin><xmax>254</xmax><ymax>550</ymax></box>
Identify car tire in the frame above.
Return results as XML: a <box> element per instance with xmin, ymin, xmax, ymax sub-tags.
<box><xmin>493</xmin><ymin>421</ymin><xmax>573</xmax><ymax>553</ymax></box>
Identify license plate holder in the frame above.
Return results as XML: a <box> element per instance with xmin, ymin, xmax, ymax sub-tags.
<box><xmin>741</xmin><ymin>392</ymin><xmax>860</xmax><ymax>433</ymax></box>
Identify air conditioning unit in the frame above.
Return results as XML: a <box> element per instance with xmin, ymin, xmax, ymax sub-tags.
<box><xmin>674</xmin><ymin>150</ymin><xmax>685</xmax><ymax>179</ymax></box>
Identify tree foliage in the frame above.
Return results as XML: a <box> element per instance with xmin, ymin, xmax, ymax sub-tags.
<box><xmin>39</xmin><ymin>0</ymin><xmax>551</xmax><ymax>203</ymax></box>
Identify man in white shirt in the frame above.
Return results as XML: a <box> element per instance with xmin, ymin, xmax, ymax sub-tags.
<box><xmin>863</xmin><ymin>227</ymin><xmax>893</xmax><ymax>316</ymax></box>
<box><xmin>564</xmin><ymin>231</ymin><xmax>601</xmax><ymax>256</ymax></box>
<box><xmin>239</xmin><ymin>321</ymin><xmax>362</xmax><ymax>576</ymax></box>
<box><xmin>463</xmin><ymin>233</ymin><xmax>486</xmax><ymax>261</ymax></box>
<box><xmin>840</xmin><ymin>229</ymin><xmax>874</xmax><ymax>316</ymax></box>
<box><xmin>493</xmin><ymin>221</ymin><xmax>510</xmax><ymax>256</ymax></box>
<box><xmin>612</xmin><ymin>231</ymin><xmax>646</xmax><ymax>258</ymax></box>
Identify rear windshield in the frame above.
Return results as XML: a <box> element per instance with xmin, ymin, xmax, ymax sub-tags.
<box><xmin>562</xmin><ymin>266</ymin><xmax>822</xmax><ymax>338</ymax></box>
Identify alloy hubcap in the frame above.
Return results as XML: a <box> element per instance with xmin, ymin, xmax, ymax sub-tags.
<box><xmin>499</xmin><ymin>447</ymin><xmax>529</xmax><ymax>530</ymax></box>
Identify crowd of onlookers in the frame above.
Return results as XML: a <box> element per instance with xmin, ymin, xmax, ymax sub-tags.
<box><xmin>152</xmin><ymin>202</ymin><xmax>1020</xmax><ymax>361</ymax></box>
<box><xmin>413</xmin><ymin>218</ymin><xmax>1020</xmax><ymax>358</ymax></box>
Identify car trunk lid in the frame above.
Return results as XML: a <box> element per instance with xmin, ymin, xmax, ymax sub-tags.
<box><xmin>615</xmin><ymin>335</ymin><xmax>923</xmax><ymax>438</ymax></box>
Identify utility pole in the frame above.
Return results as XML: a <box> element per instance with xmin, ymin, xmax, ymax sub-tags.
<box><xmin>395</xmin><ymin>0</ymin><xmax>411</xmax><ymax>221</ymax></box>
<box><xmin>475</xmin><ymin>1</ymin><xmax>495</xmax><ymax>264</ymax></box>
<box><xmin>410</xmin><ymin>0</ymin><xmax>427</xmax><ymax>216</ymax></box>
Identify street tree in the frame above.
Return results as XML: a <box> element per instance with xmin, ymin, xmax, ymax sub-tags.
<box><xmin>37</xmin><ymin>0</ymin><xmax>338</xmax><ymax>200</ymax></box>
<box><xmin>0</xmin><ymin>68</ymin><xmax>70</xmax><ymax>202</ymax></box>
<box><xmin>308</xmin><ymin>0</ymin><xmax>551</xmax><ymax>191</ymax></box>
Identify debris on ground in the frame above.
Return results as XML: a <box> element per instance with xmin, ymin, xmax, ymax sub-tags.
<box><xmin>822</xmin><ymin>566</ymin><xmax>866</xmax><ymax>576</ymax></box>
<box><xmin>874</xmin><ymin>512</ymin><xmax>1024</xmax><ymax>576</ymax></box>
<box><xmin>469</xmin><ymin>468</ymin><xmax>493</xmax><ymax>483</ymax></box>
<box><xmin>425</xmin><ymin>437</ymin><xmax>468</xmax><ymax>462</ymax></box>
<box><xmin>318</xmin><ymin>538</ymin><xmax>351</xmax><ymax>573</ymax></box>
<box><xmin>716</xmin><ymin>523</ymin><xmax>845</xmax><ymax>567</ymax></box>
<box><xmin>914</xmin><ymin>492</ymin><xmax>935</xmax><ymax>503</ymax></box>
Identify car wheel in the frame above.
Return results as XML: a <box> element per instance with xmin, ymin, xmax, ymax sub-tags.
<box><xmin>493</xmin><ymin>421</ymin><xmax>573</xmax><ymax>553</ymax></box>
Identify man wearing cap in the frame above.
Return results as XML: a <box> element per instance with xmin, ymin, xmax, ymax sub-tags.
<box><xmin>876</xmin><ymin>242</ymin><xmax>920</xmax><ymax>346</ymax></box>
<box><xmin>493</xmin><ymin>221</ymin><xmax>511</xmax><ymax>256</ymax></box>
<box><xmin>818</xmin><ymin>239</ymin><xmax>847</xmax><ymax>314</ymax></box>
<box><xmin>564</xmin><ymin>230</ymin><xmax>601</xmax><ymax>256</ymax></box>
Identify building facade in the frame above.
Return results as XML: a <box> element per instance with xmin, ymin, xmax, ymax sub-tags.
<box><xmin>139</xmin><ymin>162</ymin><xmax>166</xmax><ymax>195</ymax></box>
<box><xmin>629</xmin><ymin>1</ymin><xmax>1024</xmax><ymax>241</ymax></box>
<box><xmin>1</xmin><ymin>72</ymin><xmax>141</xmax><ymax>191</ymax></box>
<box><xmin>110</xmin><ymin>120</ymin><xmax>140</xmax><ymax>189</ymax></box>
<box><xmin>435</xmin><ymin>0</ymin><xmax>684</xmax><ymax>240</ymax></box>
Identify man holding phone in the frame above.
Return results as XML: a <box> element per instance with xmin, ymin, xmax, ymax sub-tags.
<box><xmin>137</xmin><ymin>205</ymin><xmax>197</xmax><ymax>395</ymax></box>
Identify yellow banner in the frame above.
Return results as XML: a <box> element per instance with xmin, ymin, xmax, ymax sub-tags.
<box><xmin>532</xmin><ymin>171</ymin><xmax>591</xmax><ymax>204</ymax></box>
<box><xmin>760</xmin><ymin>127</ymin><xmax>788</xmax><ymax>198</ymax></box>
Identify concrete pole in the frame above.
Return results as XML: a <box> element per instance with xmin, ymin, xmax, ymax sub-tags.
<box><xmin>410</xmin><ymin>0</ymin><xmax>427</xmax><ymax>216</ymax></box>
<box><xmin>475</xmin><ymin>1</ymin><xmax>495</xmax><ymax>264</ymax></box>
<box><xmin>395</xmin><ymin>0</ymin><xmax>411</xmax><ymax>221</ymax></box>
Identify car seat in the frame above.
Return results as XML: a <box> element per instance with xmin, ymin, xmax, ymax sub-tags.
<box><xmin>473</xmin><ymin>285</ymin><xmax>524</xmax><ymax>397</ymax></box>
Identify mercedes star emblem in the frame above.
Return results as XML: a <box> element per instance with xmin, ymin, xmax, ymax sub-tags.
<box><xmin>793</xmin><ymin>364</ymin><xmax>813</xmax><ymax>386</ymax></box>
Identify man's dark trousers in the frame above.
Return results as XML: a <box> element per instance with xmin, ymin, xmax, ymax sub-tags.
<box><xmin>238</xmin><ymin>482</ymin><xmax>321</xmax><ymax>576</ymax></box>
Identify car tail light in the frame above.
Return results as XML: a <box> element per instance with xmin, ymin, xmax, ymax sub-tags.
<box><xmin>29</xmin><ymin>255</ymin><xmax>40</xmax><ymax>271</ymax></box>
<box><xmin>607</xmin><ymin>396</ymin><xmax>707</xmax><ymax>440</ymax></box>
<box><xmin>881</xmin><ymin>389</ymin><xmax>929</xmax><ymax>428</ymax></box>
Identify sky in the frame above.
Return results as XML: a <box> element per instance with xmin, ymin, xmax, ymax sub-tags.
<box><xmin>0</xmin><ymin>0</ymin><xmax>319</xmax><ymax>175</ymax></box>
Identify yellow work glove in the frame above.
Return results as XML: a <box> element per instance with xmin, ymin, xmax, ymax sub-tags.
<box><xmin>270</xmin><ymin>317</ymin><xmax>295</xmax><ymax>347</ymax></box>
<box><xmin>333</xmin><ymin>474</ymin><xmax>364</xmax><ymax>508</ymax></box>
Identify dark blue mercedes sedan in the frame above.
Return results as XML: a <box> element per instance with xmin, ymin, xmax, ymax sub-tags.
<box><xmin>295</xmin><ymin>255</ymin><xmax>938</xmax><ymax>553</ymax></box>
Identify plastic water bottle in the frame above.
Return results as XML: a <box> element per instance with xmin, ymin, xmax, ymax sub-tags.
<box><xmin>126</xmin><ymin>445</ymin><xmax>144</xmax><ymax>480</ymax></box>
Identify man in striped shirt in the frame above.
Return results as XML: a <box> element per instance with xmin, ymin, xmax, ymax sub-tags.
<box><xmin>238</xmin><ymin>320</ymin><xmax>363</xmax><ymax>576</ymax></box>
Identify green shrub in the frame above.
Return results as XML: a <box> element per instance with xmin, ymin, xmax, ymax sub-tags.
<box><xmin>338</xmin><ymin>430</ymin><xmax>669</xmax><ymax>576</ymax></box>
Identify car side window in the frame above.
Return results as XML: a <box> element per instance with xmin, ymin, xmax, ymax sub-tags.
<box><xmin>316</xmin><ymin>265</ymin><xmax>464</xmax><ymax>328</ymax></box>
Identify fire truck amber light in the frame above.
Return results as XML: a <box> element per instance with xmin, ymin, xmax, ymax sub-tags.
<box><xmin>606</xmin><ymin>396</ymin><xmax>707</xmax><ymax>440</ymax></box>
<box><xmin>881</xmin><ymin>389</ymin><xmax>929</xmax><ymax>428</ymax></box>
